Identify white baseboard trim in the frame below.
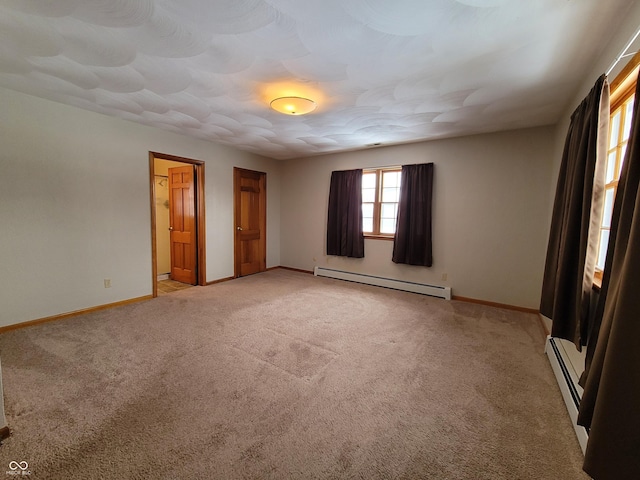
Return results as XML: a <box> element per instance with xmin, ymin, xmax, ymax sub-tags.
<box><xmin>545</xmin><ymin>336</ymin><xmax>588</xmax><ymax>454</ymax></box>
<box><xmin>313</xmin><ymin>266</ymin><xmax>451</xmax><ymax>300</ymax></box>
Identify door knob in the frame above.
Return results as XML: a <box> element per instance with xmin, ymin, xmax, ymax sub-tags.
<box><xmin>237</xmin><ymin>226</ymin><xmax>243</xmax><ymax>231</ymax></box>
<box><xmin>168</xmin><ymin>226</ymin><xmax>173</xmax><ymax>231</ymax></box>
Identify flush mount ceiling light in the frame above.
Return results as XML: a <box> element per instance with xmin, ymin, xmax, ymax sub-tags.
<box><xmin>270</xmin><ymin>96</ymin><xmax>317</xmax><ymax>115</ymax></box>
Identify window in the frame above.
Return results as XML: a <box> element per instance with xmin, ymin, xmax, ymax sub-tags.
<box><xmin>595</xmin><ymin>53</ymin><xmax>639</xmax><ymax>282</ymax></box>
<box><xmin>362</xmin><ymin>168</ymin><xmax>401</xmax><ymax>237</ymax></box>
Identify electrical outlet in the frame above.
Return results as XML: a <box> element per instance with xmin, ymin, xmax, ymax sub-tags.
<box><xmin>441</xmin><ymin>273</ymin><xmax>448</xmax><ymax>281</ymax></box>
<box><xmin>104</xmin><ymin>279</ymin><xmax>111</xmax><ymax>288</ymax></box>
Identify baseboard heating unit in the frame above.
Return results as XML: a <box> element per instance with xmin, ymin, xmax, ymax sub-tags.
<box><xmin>545</xmin><ymin>336</ymin><xmax>588</xmax><ymax>454</ymax></box>
<box><xmin>313</xmin><ymin>266</ymin><xmax>451</xmax><ymax>300</ymax></box>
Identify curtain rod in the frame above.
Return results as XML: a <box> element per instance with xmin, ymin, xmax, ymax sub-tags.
<box><xmin>606</xmin><ymin>25</ymin><xmax>640</xmax><ymax>76</ymax></box>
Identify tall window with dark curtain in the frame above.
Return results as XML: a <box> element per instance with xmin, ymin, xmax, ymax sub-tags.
<box><xmin>326</xmin><ymin>169</ymin><xmax>364</xmax><ymax>258</ymax></box>
<box><xmin>539</xmin><ymin>74</ymin><xmax>609</xmax><ymax>349</ymax></box>
<box><xmin>577</xmin><ymin>71</ymin><xmax>640</xmax><ymax>480</ymax></box>
<box><xmin>392</xmin><ymin>163</ymin><xmax>434</xmax><ymax>267</ymax></box>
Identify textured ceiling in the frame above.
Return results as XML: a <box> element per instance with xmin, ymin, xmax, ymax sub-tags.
<box><xmin>0</xmin><ymin>0</ymin><xmax>634</xmax><ymax>159</ymax></box>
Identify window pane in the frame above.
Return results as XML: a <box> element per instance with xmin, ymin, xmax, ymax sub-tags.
<box><xmin>380</xmin><ymin>218</ymin><xmax>396</xmax><ymax>234</ymax></box>
<box><xmin>382</xmin><ymin>187</ymin><xmax>400</xmax><ymax>202</ymax></box>
<box><xmin>602</xmin><ymin>188</ymin><xmax>615</xmax><ymax>228</ymax></box>
<box><xmin>620</xmin><ymin>143</ymin><xmax>628</xmax><ymax>173</ymax></box>
<box><xmin>362</xmin><ymin>188</ymin><xmax>376</xmax><ymax>203</ymax></box>
<box><xmin>623</xmin><ymin>97</ymin><xmax>634</xmax><ymax>141</ymax></box>
<box><xmin>596</xmin><ymin>229</ymin><xmax>610</xmax><ymax>271</ymax></box>
<box><xmin>382</xmin><ymin>171</ymin><xmax>401</xmax><ymax>202</ymax></box>
<box><xmin>362</xmin><ymin>172</ymin><xmax>377</xmax><ymax>202</ymax></box>
<box><xmin>381</xmin><ymin>202</ymin><xmax>397</xmax><ymax>219</ymax></box>
<box><xmin>362</xmin><ymin>172</ymin><xmax>376</xmax><ymax>189</ymax></box>
<box><xmin>362</xmin><ymin>203</ymin><xmax>373</xmax><ymax>233</ymax></box>
<box><xmin>382</xmin><ymin>171</ymin><xmax>401</xmax><ymax>188</ymax></box>
<box><xmin>605</xmin><ymin>151</ymin><xmax>617</xmax><ymax>183</ymax></box>
<box><xmin>609</xmin><ymin>110</ymin><xmax>621</xmax><ymax>149</ymax></box>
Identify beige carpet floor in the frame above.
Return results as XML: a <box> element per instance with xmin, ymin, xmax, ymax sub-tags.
<box><xmin>0</xmin><ymin>269</ymin><xmax>587</xmax><ymax>479</ymax></box>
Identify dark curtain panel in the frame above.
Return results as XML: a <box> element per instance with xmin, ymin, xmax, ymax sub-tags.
<box><xmin>539</xmin><ymin>75</ymin><xmax>609</xmax><ymax>349</ymax></box>
<box><xmin>326</xmin><ymin>169</ymin><xmax>364</xmax><ymax>258</ymax></box>
<box><xmin>578</xmin><ymin>72</ymin><xmax>640</xmax><ymax>480</ymax></box>
<box><xmin>392</xmin><ymin>163</ymin><xmax>434</xmax><ymax>267</ymax></box>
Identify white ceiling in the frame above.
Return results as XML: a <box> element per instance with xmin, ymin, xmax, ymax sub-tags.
<box><xmin>0</xmin><ymin>0</ymin><xmax>635</xmax><ymax>160</ymax></box>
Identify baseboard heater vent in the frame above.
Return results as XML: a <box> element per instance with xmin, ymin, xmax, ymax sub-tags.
<box><xmin>545</xmin><ymin>336</ymin><xmax>588</xmax><ymax>454</ymax></box>
<box><xmin>313</xmin><ymin>267</ymin><xmax>451</xmax><ymax>300</ymax></box>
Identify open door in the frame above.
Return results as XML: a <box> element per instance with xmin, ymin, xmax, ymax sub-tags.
<box><xmin>169</xmin><ymin>165</ymin><xmax>197</xmax><ymax>285</ymax></box>
<box><xmin>234</xmin><ymin>168</ymin><xmax>266</xmax><ymax>277</ymax></box>
<box><xmin>149</xmin><ymin>152</ymin><xmax>206</xmax><ymax>298</ymax></box>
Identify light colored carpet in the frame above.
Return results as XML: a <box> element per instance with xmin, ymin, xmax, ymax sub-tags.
<box><xmin>0</xmin><ymin>269</ymin><xmax>587</xmax><ymax>479</ymax></box>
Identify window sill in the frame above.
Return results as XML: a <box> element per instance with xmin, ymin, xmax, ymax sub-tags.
<box><xmin>364</xmin><ymin>234</ymin><xmax>394</xmax><ymax>241</ymax></box>
<box><xmin>593</xmin><ymin>273</ymin><xmax>602</xmax><ymax>291</ymax></box>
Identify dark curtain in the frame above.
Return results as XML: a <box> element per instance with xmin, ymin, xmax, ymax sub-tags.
<box><xmin>392</xmin><ymin>163</ymin><xmax>434</xmax><ymax>267</ymax></box>
<box><xmin>540</xmin><ymin>75</ymin><xmax>609</xmax><ymax>349</ymax></box>
<box><xmin>577</xmin><ymin>72</ymin><xmax>640</xmax><ymax>480</ymax></box>
<box><xmin>326</xmin><ymin>169</ymin><xmax>364</xmax><ymax>258</ymax></box>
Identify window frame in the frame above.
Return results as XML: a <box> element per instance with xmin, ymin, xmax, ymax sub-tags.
<box><xmin>594</xmin><ymin>52</ymin><xmax>640</xmax><ymax>285</ymax></box>
<box><xmin>362</xmin><ymin>167</ymin><xmax>402</xmax><ymax>240</ymax></box>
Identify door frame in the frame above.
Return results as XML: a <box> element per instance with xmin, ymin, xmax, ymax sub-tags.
<box><xmin>233</xmin><ymin>167</ymin><xmax>267</xmax><ymax>278</ymax></box>
<box><xmin>149</xmin><ymin>152</ymin><xmax>206</xmax><ymax>297</ymax></box>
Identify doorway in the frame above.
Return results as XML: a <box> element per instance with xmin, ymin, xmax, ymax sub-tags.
<box><xmin>234</xmin><ymin>167</ymin><xmax>266</xmax><ymax>277</ymax></box>
<box><xmin>149</xmin><ymin>152</ymin><xmax>206</xmax><ymax>297</ymax></box>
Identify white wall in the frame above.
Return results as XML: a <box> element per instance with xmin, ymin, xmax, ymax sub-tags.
<box><xmin>0</xmin><ymin>87</ymin><xmax>281</xmax><ymax>328</ymax></box>
<box><xmin>280</xmin><ymin>126</ymin><xmax>555</xmax><ymax>309</ymax></box>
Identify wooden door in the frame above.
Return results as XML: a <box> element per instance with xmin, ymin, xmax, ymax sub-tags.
<box><xmin>169</xmin><ymin>165</ymin><xmax>197</xmax><ymax>285</ymax></box>
<box><xmin>234</xmin><ymin>168</ymin><xmax>266</xmax><ymax>277</ymax></box>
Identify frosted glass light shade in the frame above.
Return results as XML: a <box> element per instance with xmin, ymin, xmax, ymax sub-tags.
<box><xmin>270</xmin><ymin>96</ymin><xmax>317</xmax><ymax>115</ymax></box>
